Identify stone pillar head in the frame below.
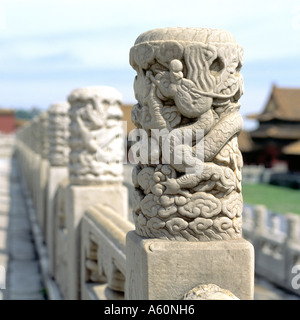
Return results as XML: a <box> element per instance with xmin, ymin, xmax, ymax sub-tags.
<box><xmin>286</xmin><ymin>213</ymin><xmax>300</xmax><ymax>243</ymax></box>
<box><xmin>40</xmin><ymin>111</ymin><xmax>49</xmax><ymax>159</ymax></box>
<box><xmin>243</xmin><ymin>207</ymin><xmax>253</xmax><ymax>227</ymax></box>
<box><xmin>31</xmin><ymin>116</ymin><xmax>40</xmax><ymax>153</ymax></box>
<box><xmin>270</xmin><ymin>214</ymin><xmax>281</xmax><ymax>234</ymax></box>
<box><xmin>48</xmin><ymin>102</ymin><xmax>70</xmax><ymax>166</ymax></box>
<box><xmin>67</xmin><ymin>86</ymin><xmax>124</xmax><ymax>185</ymax></box>
<box><xmin>254</xmin><ymin>205</ymin><xmax>268</xmax><ymax>232</ymax></box>
<box><xmin>130</xmin><ymin>27</ymin><xmax>244</xmax><ymax>131</ymax></box>
<box><xmin>130</xmin><ymin>27</ymin><xmax>244</xmax><ymax>241</ymax></box>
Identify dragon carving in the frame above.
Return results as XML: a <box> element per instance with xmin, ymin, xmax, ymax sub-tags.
<box><xmin>130</xmin><ymin>27</ymin><xmax>245</xmax><ymax>241</ymax></box>
<box><xmin>67</xmin><ymin>86</ymin><xmax>124</xmax><ymax>185</ymax></box>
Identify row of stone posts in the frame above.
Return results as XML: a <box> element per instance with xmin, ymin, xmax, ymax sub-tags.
<box><xmin>16</xmin><ymin>86</ymin><xmax>128</xmax><ymax>299</ymax></box>
<box><xmin>15</xmin><ymin>27</ymin><xmax>255</xmax><ymax>300</ymax></box>
<box><xmin>243</xmin><ymin>205</ymin><xmax>300</xmax><ymax>295</ymax></box>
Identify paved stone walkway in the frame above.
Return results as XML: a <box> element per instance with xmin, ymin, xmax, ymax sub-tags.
<box><xmin>254</xmin><ymin>275</ymin><xmax>299</xmax><ymax>300</ymax></box>
<box><xmin>0</xmin><ymin>156</ymin><xmax>45</xmax><ymax>300</ymax></box>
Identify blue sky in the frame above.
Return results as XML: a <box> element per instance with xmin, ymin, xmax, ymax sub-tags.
<box><xmin>0</xmin><ymin>0</ymin><xmax>300</xmax><ymax>129</ymax></box>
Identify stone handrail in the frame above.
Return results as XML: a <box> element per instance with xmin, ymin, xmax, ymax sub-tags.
<box><xmin>81</xmin><ymin>204</ymin><xmax>134</xmax><ymax>300</ymax></box>
<box><xmin>243</xmin><ymin>205</ymin><xmax>300</xmax><ymax>296</ymax></box>
<box><xmin>52</xmin><ymin>177</ymin><xmax>69</xmax><ymax>298</ymax></box>
<box><xmin>14</xmin><ymin>86</ymin><xmax>130</xmax><ymax>300</ymax></box>
<box><xmin>15</xmin><ymin>112</ymin><xmax>300</xmax><ymax>299</ymax></box>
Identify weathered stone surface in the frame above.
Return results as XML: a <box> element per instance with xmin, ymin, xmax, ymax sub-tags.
<box><xmin>52</xmin><ymin>177</ymin><xmax>69</xmax><ymax>298</ymax></box>
<box><xmin>85</xmin><ymin>283</ymin><xmax>124</xmax><ymax>300</ymax></box>
<box><xmin>48</xmin><ymin>102</ymin><xmax>70</xmax><ymax>166</ymax></box>
<box><xmin>37</xmin><ymin>112</ymin><xmax>49</xmax><ymax>159</ymax></box>
<box><xmin>36</xmin><ymin>158</ymin><xmax>49</xmax><ymax>235</ymax></box>
<box><xmin>0</xmin><ymin>253</ymin><xmax>8</xmax><ymax>266</ymax></box>
<box><xmin>67</xmin><ymin>86</ymin><xmax>124</xmax><ymax>185</ymax></box>
<box><xmin>0</xmin><ymin>215</ymin><xmax>9</xmax><ymax>229</ymax></box>
<box><xmin>0</xmin><ymin>230</ymin><xmax>8</xmax><ymax>252</ymax></box>
<box><xmin>183</xmin><ymin>283</ymin><xmax>239</xmax><ymax>300</ymax></box>
<box><xmin>81</xmin><ymin>205</ymin><xmax>134</xmax><ymax>299</ymax></box>
<box><xmin>125</xmin><ymin>231</ymin><xmax>254</xmax><ymax>300</ymax></box>
<box><xmin>46</xmin><ymin>166</ymin><xmax>68</xmax><ymax>277</ymax></box>
<box><xmin>129</xmin><ymin>27</ymin><xmax>244</xmax><ymax>241</ymax></box>
<box><xmin>0</xmin><ymin>205</ymin><xmax>9</xmax><ymax>213</ymax></box>
<box><xmin>65</xmin><ymin>184</ymin><xmax>128</xmax><ymax>299</ymax></box>
<box><xmin>62</xmin><ymin>85</ymin><xmax>128</xmax><ymax>299</ymax></box>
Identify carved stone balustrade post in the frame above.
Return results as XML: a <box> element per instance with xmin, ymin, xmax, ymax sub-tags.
<box><xmin>284</xmin><ymin>213</ymin><xmax>300</xmax><ymax>295</ymax></box>
<box><xmin>23</xmin><ymin>123</ymin><xmax>32</xmax><ymax>190</ymax></box>
<box><xmin>286</xmin><ymin>213</ymin><xmax>300</xmax><ymax>244</ymax></box>
<box><xmin>65</xmin><ymin>86</ymin><xmax>128</xmax><ymax>299</ymax></box>
<box><xmin>126</xmin><ymin>27</ymin><xmax>254</xmax><ymax>300</ymax></box>
<box><xmin>40</xmin><ymin>111</ymin><xmax>49</xmax><ymax>160</ymax></box>
<box><xmin>252</xmin><ymin>204</ymin><xmax>269</xmax><ymax>258</ymax></box>
<box><xmin>45</xmin><ymin>102</ymin><xmax>70</xmax><ymax>276</ymax></box>
<box><xmin>270</xmin><ymin>214</ymin><xmax>282</xmax><ymax>235</ymax></box>
<box><xmin>36</xmin><ymin>111</ymin><xmax>50</xmax><ymax>234</ymax></box>
<box><xmin>254</xmin><ymin>205</ymin><xmax>268</xmax><ymax>235</ymax></box>
<box><xmin>241</xmin><ymin>206</ymin><xmax>254</xmax><ymax>242</ymax></box>
<box><xmin>48</xmin><ymin>102</ymin><xmax>70</xmax><ymax>166</ymax></box>
<box><xmin>67</xmin><ymin>86</ymin><xmax>125</xmax><ymax>184</ymax></box>
<box><xmin>16</xmin><ymin>124</ymin><xmax>28</xmax><ymax>189</ymax></box>
<box><xmin>31</xmin><ymin>116</ymin><xmax>41</xmax><ymax>206</ymax></box>
<box><xmin>26</xmin><ymin>122</ymin><xmax>34</xmax><ymax>191</ymax></box>
<box><xmin>16</xmin><ymin>123</ymin><xmax>27</xmax><ymax>188</ymax></box>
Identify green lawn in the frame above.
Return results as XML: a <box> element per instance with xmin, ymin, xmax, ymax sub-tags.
<box><xmin>242</xmin><ymin>183</ymin><xmax>300</xmax><ymax>215</ymax></box>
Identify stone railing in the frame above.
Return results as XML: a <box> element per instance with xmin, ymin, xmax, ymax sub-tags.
<box><xmin>14</xmin><ymin>27</ymin><xmax>260</xmax><ymax>300</ymax></box>
<box><xmin>242</xmin><ymin>164</ymin><xmax>299</xmax><ymax>187</ymax></box>
<box><xmin>81</xmin><ymin>204</ymin><xmax>133</xmax><ymax>300</ymax></box>
<box><xmin>242</xmin><ymin>165</ymin><xmax>265</xmax><ymax>184</ymax></box>
<box><xmin>243</xmin><ymin>205</ymin><xmax>300</xmax><ymax>296</ymax></box>
<box><xmin>15</xmin><ymin>86</ymin><xmax>129</xmax><ymax>300</ymax></box>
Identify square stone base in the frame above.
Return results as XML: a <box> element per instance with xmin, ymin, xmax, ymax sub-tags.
<box><xmin>46</xmin><ymin>166</ymin><xmax>68</xmax><ymax>277</ymax></box>
<box><xmin>65</xmin><ymin>183</ymin><xmax>128</xmax><ymax>300</ymax></box>
<box><xmin>36</xmin><ymin>159</ymin><xmax>49</xmax><ymax>234</ymax></box>
<box><xmin>125</xmin><ymin>231</ymin><xmax>254</xmax><ymax>300</ymax></box>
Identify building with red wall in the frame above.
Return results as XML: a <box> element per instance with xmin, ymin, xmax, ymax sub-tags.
<box><xmin>0</xmin><ymin>109</ymin><xmax>17</xmax><ymax>134</ymax></box>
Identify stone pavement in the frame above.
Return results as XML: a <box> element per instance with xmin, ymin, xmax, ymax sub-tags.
<box><xmin>0</xmin><ymin>156</ymin><xmax>45</xmax><ymax>300</ymax></box>
<box><xmin>254</xmin><ymin>275</ymin><xmax>299</xmax><ymax>300</ymax></box>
